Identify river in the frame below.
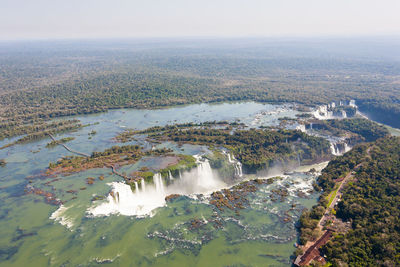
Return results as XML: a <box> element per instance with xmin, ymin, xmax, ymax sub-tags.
<box><xmin>0</xmin><ymin>102</ymin><xmax>340</xmax><ymax>266</ymax></box>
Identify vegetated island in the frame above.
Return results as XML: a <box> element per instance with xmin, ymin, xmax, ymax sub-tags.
<box><xmin>46</xmin><ymin>137</ymin><xmax>75</xmax><ymax>148</ymax></box>
<box><xmin>0</xmin><ymin>120</ymin><xmax>83</xmax><ymax>149</ymax></box>
<box><xmin>116</xmin><ymin>121</ymin><xmax>332</xmax><ymax>173</ymax></box>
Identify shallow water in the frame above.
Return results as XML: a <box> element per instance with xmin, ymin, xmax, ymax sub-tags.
<box><xmin>0</xmin><ymin>102</ymin><xmax>318</xmax><ymax>267</ymax></box>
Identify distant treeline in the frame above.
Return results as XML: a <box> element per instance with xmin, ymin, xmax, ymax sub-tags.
<box><xmin>1</xmin><ymin>45</ymin><xmax>400</xmax><ymax>140</ymax></box>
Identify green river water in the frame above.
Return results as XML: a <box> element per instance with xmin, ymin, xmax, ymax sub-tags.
<box><xmin>0</xmin><ymin>102</ymin><xmax>324</xmax><ymax>267</ymax></box>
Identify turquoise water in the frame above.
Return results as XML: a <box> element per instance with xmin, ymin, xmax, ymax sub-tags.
<box><xmin>0</xmin><ymin>102</ymin><xmax>319</xmax><ymax>267</ymax></box>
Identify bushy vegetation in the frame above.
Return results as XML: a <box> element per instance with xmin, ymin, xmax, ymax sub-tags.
<box><xmin>0</xmin><ymin>120</ymin><xmax>83</xmax><ymax>149</ymax></box>
<box><xmin>325</xmin><ymin>118</ymin><xmax>389</xmax><ymax>142</ymax></box>
<box><xmin>46</xmin><ymin>137</ymin><xmax>75</xmax><ymax>148</ymax></box>
<box><xmin>322</xmin><ymin>137</ymin><xmax>400</xmax><ymax>266</ymax></box>
<box><xmin>299</xmin><ymin>144</ymin><xmax>368</xmax><ymax>245</ymax></box>
<box><xmin>134</xmin><ymin>123</ymin><xmax>331</xmax><ymax>172</ymax></box>
<box><xmin>1</xmin><ymin>40</ymin><xmax>400</xmax><ymax>142</ymax></box>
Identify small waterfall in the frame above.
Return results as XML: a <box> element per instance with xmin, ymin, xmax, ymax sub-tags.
<box><xmin>344</xmin><ymin>143</ymin><xmax>351</xmax><ymax>153</ymax></box>
<box><xmin>223</xmin><ymin>151</ymin><xmax>243</xmax><ymax>177</ymax></box>
<box><xmin>227</xmin><ymin>153</ymin><xmax>234</xmax><ymax>163</ymax></box>
<box><xmin>134</xmin><ymin>181</ymin><xmax>139</xmax><ymax>194</ymax></box>
<box><xmin>141</xmin><ymin>178</ymin><xmax>146</xmax><ymax>193</ymax></box>
<box><xmin>168</xmin><ymin>171</ymin><xmax>174</xmax><ymax>181</ymax></box>
<box><xmin>153</xmin><ymin>173</ymin><xmax>165</xmax><ymax>194</ymax></box>
<box><xmin>179</xmin><ymin>170</ymin><xmax>182</xmax><ymax>179</ymax></box>
<box><xmin>310</xmin><ymin>123</ymin><xmax>313</xmax><ymax>130</ymax></box>
<box><xmin>297</xmin><ymin>153</ymin><xmax>301</xmax><ymax>166</ymax></box>
<box><xmin>296</xmin><ymin>124</ymin><xmax>306</xmax><ymax>133</ymax></box>
<box><xmin>341</xmin><ymin>110</ymin><xmax>347</xmax><ymax>118</ymax></box>
<box><xmin>330</xmin><ymin>142</ymin><xmax>340</xmax><ymax>156</ymax></box>
<box><xmin>349</xmin><ymin>100</ymin><xmax>356</xmax><ymax>107</ymax></box>
<box><xmin>237</xmin><ymin>162</ymin><xmax>243</xmax><ymax>177</ymax></box>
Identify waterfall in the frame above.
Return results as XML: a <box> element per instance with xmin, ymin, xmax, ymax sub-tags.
<box><xmin>179</xmin><ymin>170</ymin><xmax>182</xmax><ymax>179</ymax></box>
<box><xmin>196</xmin><ymin>159</ymin><xmax>219</xmax><ymax>188</ymax></box>
<box><xmin>237</xmin><ymin>162</ymin><xmax>243</xmax><ymax>177</ymax></box>
<box><xmin>310</xmin><ymin>123</ymin><xmax>313</xmax><ymax>130</ymax></box>
<box><xmin>223</xmin><ymin>151</ymin><xmax>243</xmax><ymax>177</ymax></box>
<box><xmin>349</xmin><ymin>100</ymin><xmax>356</xmax><ymax>107</ymax></box>
<box><xmin>297</xmin><ymin>153</ymin><xmax>301</xmax><ymax>166</ymax></box>
<box><xmin>330</xmin><ymin>142</ymin><xmax>340</xmax><ymax>156</ymax></box>
<box><xmin>296</xmin><ymin>124</ymin><xmax>306</xmax><ymax>133</ymax></box>
<box><xmin>141</xmin><ymin>178</ymin><xmax>146</xmax><ymax>193</ymax></box>
<box><xmin>314</xmin><ymin>105</ymin><xmax>333</xmax><ymax>120</ymax></box>
<box><xmin>153</xmin><ymin>173</ymin><xmax>165</xmax><ymax>194</ymax></box>
<box><xmin>344</xmin><ymin>143</ymin><xmax>351</xmax><ymax>153</ymax></box>
<box><xmin>227</xmin><ymin>153</ymin><xmax>234</xmax><ymax>163</ymax></box>
<box><xmin>168</xmin><ymin>171</ymin><xmax>174</xmax><ymax>181</ymax></box>
<box><xmin>134</xmin><ymin>181</ymin><xmax>139</xmax><ymax>194</ymax></box>
<box><xmin>341</xmin><ymin>110</ymin><xmax>347</xmax><ymax>118</ymax></box>
<box><xmin>89</xmin><ymin>155</ymin><xmax>226</xmax><ymax>217</ymax></box>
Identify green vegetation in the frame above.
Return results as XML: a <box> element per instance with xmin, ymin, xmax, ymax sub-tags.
<box><xmin>46</xmin><ymin>137</ymin><xmax>75</xmax><ymax>148</ymax></box>
<box><xmin>1</xmin><ymin>40</ymin><xmax>400</xmax><ymax>144</ymax></box>
<box><xmin>299</xmin><ymin>136</ymin><xmax>400</xmax><ymax>266</ymax></box>
<box><xmin>299</xmin><ymin>144</ymin><xmax>368</xmax><ymax>244</ymax></box>
<box><xmin>324</xmin><ymin>118</ymin><xmax>389</xmax><ymax>142</ymax></box>
<box><xmin>159</xmin><ymin>154</ymin><xmax>197</xmax><ymax>179</ymax></box>
<box><xmin>48</xmin><ymin>145</ymin><xmax>145</xmax><ymax>173</ymax></box>
<box><xmin>0</xmin><ymin>120</ymin><xmax>82</xmax><ymax>149</ymax></box>
<box><xmin>322</xmin><ymin>137</ymin><xmax>400</xmax><ymax>266</ymax></box>
<box><xmin>131</xmin><ymin>123</ymin><xmax>331</xmax><ymax>172</ymax></box>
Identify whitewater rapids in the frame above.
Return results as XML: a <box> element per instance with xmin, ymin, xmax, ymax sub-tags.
<box><xmin>88</xmin><ymin>157</ymin><xmax>226</xmax><ymax>217</ymax></box>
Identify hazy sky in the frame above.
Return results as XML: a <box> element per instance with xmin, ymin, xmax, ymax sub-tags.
<box><xmin>1</xmin><ymin>0</ymin><xmax>400</xmax><ymax>40</ymax></box>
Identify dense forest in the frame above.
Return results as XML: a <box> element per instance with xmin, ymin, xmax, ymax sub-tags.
<box><xmin>319</xmin><ymin>118</ymin><xmax>390</xmax><ymax>142</ymax></box>
<box><xmin>322</xmin><ymin>137</ymin><xmax>400</xmax><ymax>266</ymax></box>
<box><xmin>299</xmin><ymin>136</ymin><xmax>400</xmax><ymax>266</ymax></box>
<box><xmin>1</xmin><ymin>39</ymin><xmax>400</xmax><ymax>142</ymax></box>
<box><xmin>131</xmin><ymin>123</ymin><xmax>331</xmax><ymax>172</ymax></box>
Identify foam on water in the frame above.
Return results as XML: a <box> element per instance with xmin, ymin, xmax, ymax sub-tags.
<box><xmin>88</xmin><ymin>156</ymin><xmax>226</xmax><ymax>217</ymax></box>
<box><xmin>50</xmin><ymin>205</ymin><xmax>75</xmax><ymax>229</ymax></box>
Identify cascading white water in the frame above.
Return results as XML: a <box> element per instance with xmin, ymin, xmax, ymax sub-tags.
<box><xmin>296</xmin><ymin>124</ymin><xmax>306</xmax><ymax>133</ymax></box>
<box><xmin>223</xmin><ymin>151</ymin><xmax>243</xmax><ymax>177</ymax></box>
<box><xmin>168</xmin><ymin>171</ymin><xmax>174</xmax><ymax>181</ymax></box>
<box><xmin>134</xmin><ymin>181</ymin><xmax>139</xmax><ymax>193</ymax></box>
<box><xmin>89</xmin><ymin>155</ymin><xmax>226</xmax><ymax>217</ymax></box>
<box><xmin>141</xmin><ymin>178</ymin><xmax>145</xmax><ymax>192</ymax></box>
<box><xmin>153</xmin><ymin>173</ymin><xmax>165</xmax><ymax>194</ymax></box>
<box><xmin>341</xmin><ymin>110</ymin><xmax>347</xmax><ymax>118</ymax></box>
<box><xmin>330</xmin><ymin>142</ymin><xmax>340</xmax><ymax>156</ymax></box>
<box><xmin>89</xmin><ymin>181</ymin><xmax>166</xmax><ymax>217</ymax></box>
<box><xmin>344</xmin><ymin>143</ymin><xmax>351</xmax><ymax>153</ymax></box>
<box><xmin>330</xmin><ymin>141</ymin><xmax>351</xmax><ymax>156</ymax></box>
